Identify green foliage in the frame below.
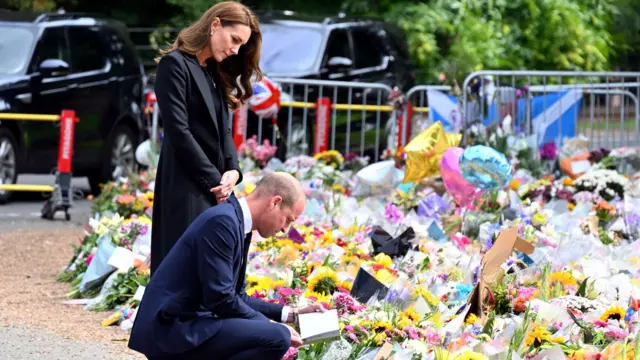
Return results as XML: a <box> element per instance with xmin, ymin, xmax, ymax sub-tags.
<box><xmin>385</xmin><ymin>0</ymin><xmax>616</xmax><ymax>83</ymax></box>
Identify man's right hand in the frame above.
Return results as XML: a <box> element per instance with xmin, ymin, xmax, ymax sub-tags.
<box><xmin>283</xmin><ymin>324</ymin><xmax>303</xmax><ymax>347</ymax></box>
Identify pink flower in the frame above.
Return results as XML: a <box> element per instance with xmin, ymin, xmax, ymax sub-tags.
<box><xmin>85</xmin><ymin>253</ymin><xmax>94</xmax><ymax>265</ymax></box>
<box><xmin>604</xmin><ymin>325</ymin><xmax>628</xmax><ymax>340</ymax></box>
<box><xmin>281</xmin><ymin>347</ymin><xmax>298</xmax><ymax>360</ymax></box>
<box><xmin>384</xmin><ymin>202</ymin><xmax>404</xmax><ymax>224</ymax></box>
<box><xmin>451</xmin><ymin>233</ymin><xmax>471</xmax><ymax>251</ymax></box>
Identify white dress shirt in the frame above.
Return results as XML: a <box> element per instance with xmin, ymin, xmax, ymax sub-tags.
<box><xmin>237</xmin><ymin>197</ymin><xmax>291</xmax><ymax>323</ymax></box>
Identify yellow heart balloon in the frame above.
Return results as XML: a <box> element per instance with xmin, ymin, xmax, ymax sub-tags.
<box><xmin>403</xmin><ymin>122</ymin><xmax>461</xmax><ymax>183</ymax></box>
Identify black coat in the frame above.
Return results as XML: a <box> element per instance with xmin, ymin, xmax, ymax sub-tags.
<box><xmin>150</xmin><ymin>50</ymin><xmax>242</xmax><ymax>275</ymax></box>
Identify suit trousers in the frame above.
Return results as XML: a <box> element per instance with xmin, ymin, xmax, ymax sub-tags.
<box><xmin>147</xmin><ymin>318</ymin><xmax>291</xmax><ymax>360</ymax></box>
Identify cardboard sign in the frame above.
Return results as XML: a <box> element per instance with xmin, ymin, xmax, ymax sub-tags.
<box><xmin>314</xmin><ymin>97</ymin><xmax>331</xmax><ymax>154</ymax></box>
<box><xmin>467</xmin><ymin>226</ymin><xmax>535</xmax><ymax>319</ymax></box>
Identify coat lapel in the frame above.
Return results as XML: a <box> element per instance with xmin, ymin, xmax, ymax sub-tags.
<box><xmin>181</xmin><ymin>52</ymin><xmax>219</xmax><ymax>137</ymax></box>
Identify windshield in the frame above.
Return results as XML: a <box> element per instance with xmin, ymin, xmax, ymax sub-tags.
<box><xmin>259</xmin><ymin>24</ymin><xmax>323</xmax><ymax>75</ymax></box>
<box><xmin>0</xmin><ymin>26</ymin><xmax>36</xmax><ymax>76</ymax></box>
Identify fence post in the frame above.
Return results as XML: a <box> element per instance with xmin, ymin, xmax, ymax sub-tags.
<box><xmin>314</xmin><ymin>97</ymin><xmax>331</xmax><ymax>154</ymax></box>
<box><xmin>233</xmin><ymin>104</ymin><xmax>248</xmax><ymax>150</ymax></box>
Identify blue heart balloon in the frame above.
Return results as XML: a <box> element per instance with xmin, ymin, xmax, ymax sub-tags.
<box><xmin>459</xmin><ymin>145</ymin><xmax>512</xmax><ymax>190</ymax></box>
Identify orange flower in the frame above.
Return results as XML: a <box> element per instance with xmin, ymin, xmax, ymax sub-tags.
<box><xmin>116</xmin><ymin>194</ymin><xmax>136</xmax><ymax>205</ymax></box>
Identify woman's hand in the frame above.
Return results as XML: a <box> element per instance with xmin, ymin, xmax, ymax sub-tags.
<box><xmin>210</xmin><ymin>170</ymin><xmax>239</xmax><ymax>203</ymax></box>
<box><xmin>220</xmin><ymin>170</ymin><xmax>240</xmax><ymax>187</ymax></box>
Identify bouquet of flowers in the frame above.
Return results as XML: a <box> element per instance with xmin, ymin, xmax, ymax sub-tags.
<box><xmin>238</xmin><ymin>135</ymin><xmax>278</xmax><ymax>169</ymax></box>
<box><xmin>574</xmin><ymin>169</ymin><xmax>630</xmax><ymax>201</ymax></box>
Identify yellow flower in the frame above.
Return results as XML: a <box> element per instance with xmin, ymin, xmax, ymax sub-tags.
<box><xmin>600</xmin><ymin>305</ymin><xmax>626</xmax><ymax>322</ymax></box>
<box><xmin>332</xmin><ymin>184</ymin><xmax>345</xmax><ymax>193</ymax></box>
<box><xmin>320</xmin><ymin>232</ymin><xmax>335</xmax><ymax>246</ymax></box>
<box><xmin>413</xmin><ymin>287</ymin><xmax>440</xmax><ymax>306</ymax></box>
<box><xmin>509</xmin><ymin>179</ymin><xmax>521</xmax><ymax>191</ymax></box>
<box><xmin>454</xmin><ymin>350</ymin><xmax>489</xmax><ymax>360</ymax></box>
<box><xmin>601</xmin><ymin>343</ymin><xmax>635</xmax><ymax>360</ymax></box>
<box><xmin>401</xmin><ymin>306</ymin><xmax>421</xmax><ymax>322</ymax></box>
<box><xmin>307</xmin><ymin>266</ymin><xmax>338</xmax><ymax>296</ymax></box>
<box><xmin>337</xmin><ymin>279</ymin><xmax>352</xmax><ymax>291</ymax></box>
<box><xmin>430</xmin><ymin>312</ymin><xmax>444</xmax><ymax>329</ymax></box>
<box><xmin>562</xmin><ymin>178</ymin><xmax>575</xmax><ymax>186</ymax></box>
<box><xmin>531</xmin><ymin>212</ymin><xmax>547</xmax><ymax>226</ymax></box>
<box><xmin>396</xmin><ymin>317</ymin><xmax>412</xmax><ymax>330</ymax></box>
<box><xmin>524</xmin><ymin>326</ymin><xmax>551</xmax><ymax>347</ymax></box>
<box><xmin>304</xmin><ymin>290</ymin><xmax>331</xmax><ymax>304</ymax></box>
<box><xmin>373</xmin><ymin>332</ymin><xmax>387</xmax><ymax>345</ymax></box>
<box><xmin>371</xmin><ymin>320</ymin><xmax>393</xmax><ymax>333</ymax></box>
<box><xmin>373</xmin><ymin>253</ymin><xmax>393</xmax><ymax>268</ymax></box>
<box><xmin>550</xmin><ymin>271</ymin><xmax>578</xmax><ymax>288</ymax></box>
<box><xmin>373</xmin><ymin>268</ymin><xmax>398</xmax><ymax>286</ymax></box>
<box><xmin>550</xmin><ymin>336</ymin><xmax>564</xmax><ymax>344</ymax></box>
<box><xmin>465</xmin><ymin>313</ymin><xmax>478</xmax><ymax>325</ymax></box>
<box><xmin>568</xmin><ymin>202</ymin><xmax>576</xmax><ymax>211</ymax></box>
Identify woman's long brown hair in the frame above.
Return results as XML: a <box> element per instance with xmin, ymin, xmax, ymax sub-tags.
<box><xmin>158</xmin><ymin>1</ymin><xmax>262</xmax><ymax>110</ymax></box>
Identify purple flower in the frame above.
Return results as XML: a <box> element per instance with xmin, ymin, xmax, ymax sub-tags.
<box><xmin>540</xmin><ymin>142</ymin><xmax>557</xmax><ymax>160</ymax></box>
<box><xmin>417</xmin><ymin>193</ymin><xmax>450</xmax><ymax>219</ymax></box>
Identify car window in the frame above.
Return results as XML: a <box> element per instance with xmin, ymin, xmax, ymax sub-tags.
<box><xmin>103</xmin><ymin>27</ymin><xmax>142</xmax><ymax>76</ymax></box>
<box><xmin>0</xmin><ymin>26</ymin><xmax>37</xmax><ymax>76</ymax></box>
<box><xmin>323</xmin><ymin>29</ymin><xmax>352</xmax><ymax>65</ymax></box>
<box><xmin>260</xmin><ymin>24</ymin><xmax>323</xmax><ymax>75</ymax></box>
<box><xmin>68</xmin><ymin>27</ymin><xmax>109</xmax><ymax>73</ymax></box>
<box><xmin>351</xmin><ymin>27</ymin><xmax>384</xmax><ymax>69</ymax></box>
<box><xmin>31</xmin><ymin>27</ymin><xmax>70</xmax><ymax>73</ymax></box>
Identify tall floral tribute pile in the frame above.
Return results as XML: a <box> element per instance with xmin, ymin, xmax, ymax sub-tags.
<box><xmin>57</xmin><ymin>120</ymin><xmax>640</xmax><ymax>359</ymax></box>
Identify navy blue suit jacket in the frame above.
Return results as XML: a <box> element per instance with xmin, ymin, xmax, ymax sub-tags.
<box><xmin>128</xmin><ymin>195</ymin><xmax>284</xmax><ymax>356</ymax></box>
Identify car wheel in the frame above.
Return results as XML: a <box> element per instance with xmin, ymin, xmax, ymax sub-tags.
<box><xmin>88</xmin><ymin>125</ymin><xmax>137</xmax><ymax>195</ymax></box>
<box><xmin>0</xmin><ymin>127</ymin><xmax>18</xmax><ymax>204</ymax></box>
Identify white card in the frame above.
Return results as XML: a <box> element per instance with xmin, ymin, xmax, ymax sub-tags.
<box><xmin>133</xmin><ymin>286</ymin><xmax>146</xmax><ymax>302</ymax></box>
<box><xmin>299</xmin><ymin>309</ymin><xmax>340</xmax><ymax>344</ymax></box>
<box><xmin>571</xmin><ymin>160</ymin><xmax>591</xmax><ymax>174</ymax></box>
<box><xmin>107</xmin><ymin>246</ymin><xmax>135</xmax><ymax>271</ymax></box>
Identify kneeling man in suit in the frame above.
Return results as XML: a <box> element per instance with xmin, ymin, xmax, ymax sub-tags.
<box><xmin>128</xmin><ymin>172</ymin><xmax>325</xmax><ymax>359</ymax></box>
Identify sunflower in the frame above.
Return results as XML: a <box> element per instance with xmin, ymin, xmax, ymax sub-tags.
<box><xmin>600</xmin><ymin>305</ymin><xmax>626</xmax><ymax>322</ymax></box>
<box><xmin>401</xmin><ymin>306</ymin><xmax>421</xmax><ymax>322</ymax></box>
<box><xmin>337</xmin><ymin>279</ymin><xmax>352</xmax><ymax>291</ymax></box>
<box><xmin>304</xmin><ymin>289</ymin><xmax>331</xmax><ymax>304</ymax></box>
<box><xmin>454</xmin><ymin>350</ymin><xmax>489</xmax><ymax>360</ymax></box>
<box><xmin>396</xmin><ymin>316</ymin><xmax>412</xmax><ymax>330</ymax></box>
<box><xmin>524</xmin><ymin>326</ymin><xmax>551</xmax><ymax>347</ymax></box>
<box><xmin>307</xmin><ymin>266</ymin><xmax>338</xmax><ymax>296</ymax></box>
<box><xmin>371</xmin><ymin>320</ymin><xmax>393</xmax><ymax>333</ymax></box>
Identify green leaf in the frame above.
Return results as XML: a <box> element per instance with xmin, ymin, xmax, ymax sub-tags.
<box><xmin>576</xmin><ymin>277</ymin><xmax>590</xmax><ymax>297</ymax></box>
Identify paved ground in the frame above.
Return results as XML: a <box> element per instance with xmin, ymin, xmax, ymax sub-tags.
<box><xmin>0</xmin><ymin>175</ymin><xmax>92</xmax><ymax>232</ymax></box>
<box><xmin>0</xmin><ymin>175</ymin><xmax>143</xmax><ymax>359</ymax></box>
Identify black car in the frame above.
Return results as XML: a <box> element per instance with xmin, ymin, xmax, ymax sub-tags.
<box><xmin>247</xmin><ymin>12</ymin><xmax>416</xmax><ymax>160</ymax></box>
<box><xmin>0</xmin><ymin>10</ymin><xmax>146</xmax><ymax>202</ymax></box>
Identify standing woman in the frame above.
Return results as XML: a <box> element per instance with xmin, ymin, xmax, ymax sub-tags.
<box><xmin>151</xmin><ymin>1</ymin><xmax>262</xmax><ymax>275</ymax></box>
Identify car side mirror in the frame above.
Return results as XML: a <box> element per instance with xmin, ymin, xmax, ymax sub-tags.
<box><xmin>39</xmin><ymin>59</ymin><xmax>70</xmax><ymax>78</ymax></box>
<box><xmin>326</xmin><ymin>56</ymin><xmax>353</xmax><ymax>72</ymax></box>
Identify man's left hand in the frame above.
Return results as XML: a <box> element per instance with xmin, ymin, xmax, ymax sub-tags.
<box><xmin>286</xmin><ymin>304</ymin><xmax>326</xmax><ymax>323</ymax></box>
<box><xmin>299</xmin><ymin>304</ymin><xmax>327</xmax><ymax>315</ymax></box>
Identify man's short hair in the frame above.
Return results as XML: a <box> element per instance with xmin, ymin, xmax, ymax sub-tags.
<box><xmin>254</xmin><ymin>172</ymin><xmax>303</xmax><ymax>208</ymax></box>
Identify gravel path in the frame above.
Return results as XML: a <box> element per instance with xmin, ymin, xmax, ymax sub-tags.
<box><xmin>0</xmin><ymin>228</ymin><xmax>144</xmax><ymax>359</ymax></box>
<box><xmin>0</xmin><ymin>326</ymin><xmax>139</xmax><ymax>360</ymax></box>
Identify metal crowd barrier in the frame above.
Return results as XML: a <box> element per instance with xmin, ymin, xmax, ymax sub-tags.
<box><xmin>460</xmin><ymin>70</ymin><xmax>640</xmax><ymax>149</ymax></box>
<box><xmin>0</xmin><ymin>110</ymin><xmax>78</xmax><ymax>219</ymax></box>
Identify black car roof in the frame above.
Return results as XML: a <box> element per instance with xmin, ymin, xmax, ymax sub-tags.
<box><xmin>0</xmin><ymin>10</ymin><xmax>122</xmax><ymax>27</ymax></box>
